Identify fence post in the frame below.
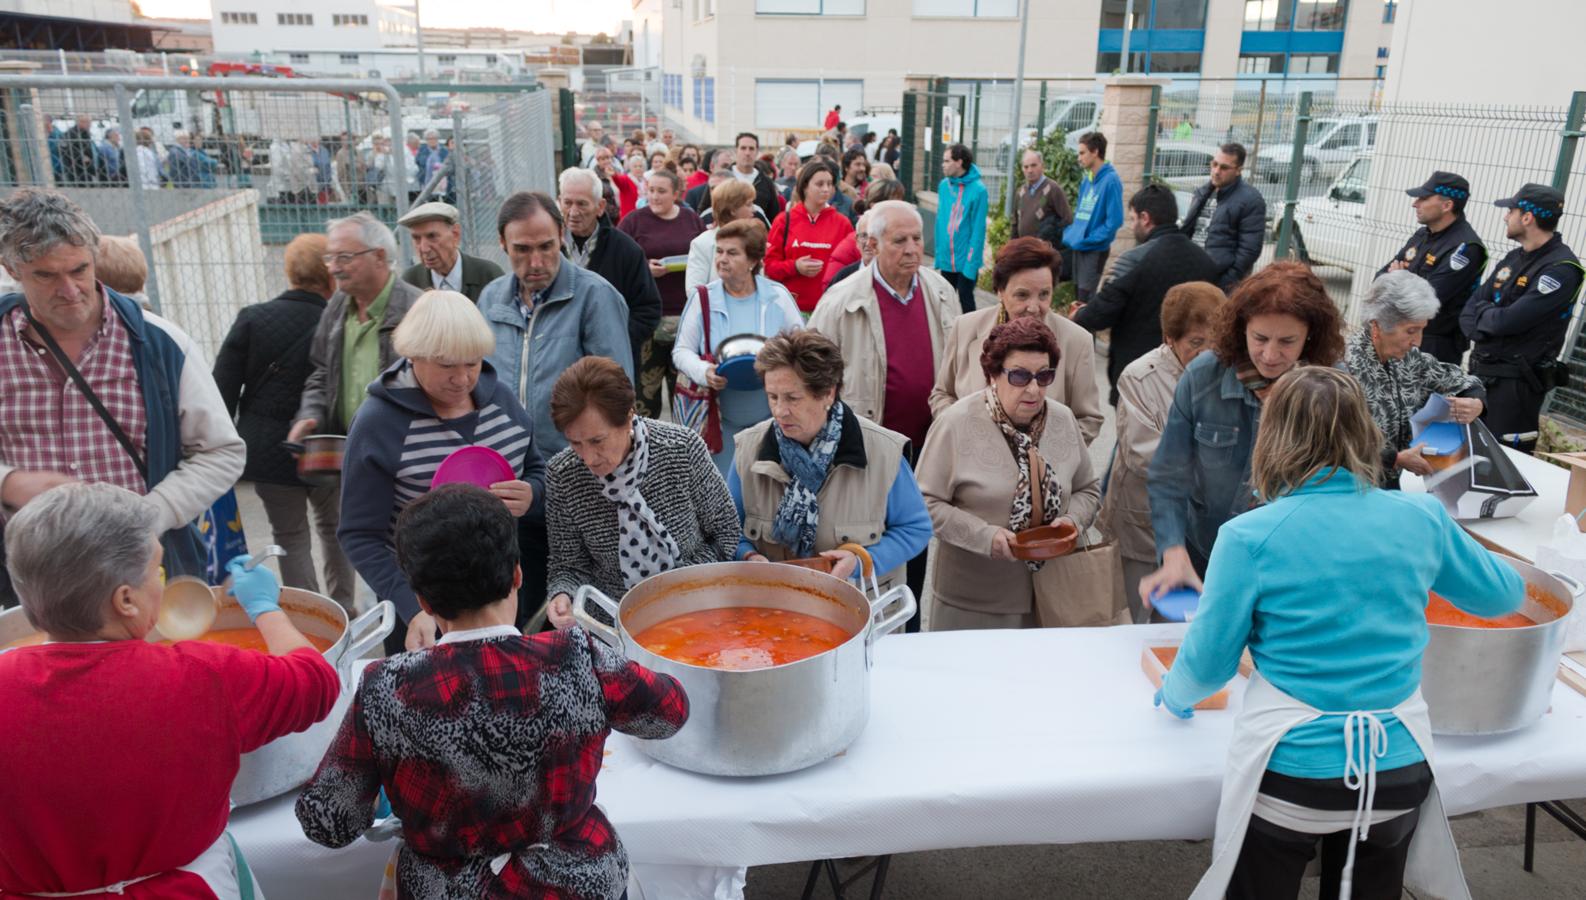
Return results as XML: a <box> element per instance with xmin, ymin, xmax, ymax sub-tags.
<box><xmin>1142</xmin><ymin>83</ymin><xmax>1161</xmax><ymax>183</ymax></box>
<box><xmin>452</xmin><ymin>109</ymin><xmax>470</xmax><ymax>249</ymax></box>
<box><xmin>1035</xmin><ymin>80</ymin><xmax>1048</xmax><ymax>139</ymax></box>
<box><xmin>558</xmin><ymin>87</ymin><xmax>577</xmax><ymax>171</ymax></box>
<box><xmin>969</xmin><ymin>81</ymin><xmax>982</xmax><ymax>168</ymax></box>
<box><xmin>1551</xmin><ymin>90</ymin><xmax>1586</xmax><ymax>191</ymax></box>
<box><xmin>1249</xmin><ymin>79</ymin><xmax>1268</xmax><ymax>169</ymax></box>
<box><xmin>900</xmin><ymin>90</ymin><xmax>917</xmax><ymax>201</ymax></box>
<box><xmin>113</xmin><ymin>83</ymin><xmax>161</xmax><ymax>313</ymax></box>
<box><xmin>1273</xmin><ymin>90</ymin><xmax>1313</xmax><ymax>260</ymax></box>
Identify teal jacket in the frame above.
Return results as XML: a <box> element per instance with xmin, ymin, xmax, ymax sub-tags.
<box><xmin>1062</xmin><ymin>161</ymin><xmax>1123</xmax><ymax>253</ymax></box>
<box><xmin>934</xmin><ymin>164</ymin><xmax>989</xmax><ymax>276</ymax></box>
<box><xmin>1160</xmin><ymin>469</ymin><xmax>1524</xmax><ymax>778</ymax></box>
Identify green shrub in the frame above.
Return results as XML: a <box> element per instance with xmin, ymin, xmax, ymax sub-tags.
<box><xmin>977</xmin><ymin>129</ymin><xmax>1083</xmax><ymax>307</ymax></box>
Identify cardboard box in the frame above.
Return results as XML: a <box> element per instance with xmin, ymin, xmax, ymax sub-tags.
<box><xmin>1540</xmin><ymin>451</ymin><xmax>1586</xmax><ymax>531</ymax></box>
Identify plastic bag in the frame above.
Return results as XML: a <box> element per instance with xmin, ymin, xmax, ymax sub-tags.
<box><xmin>1535</xmin><ymin>513</ymin><xmax>1586</xmax><ymax>652</ymax></box>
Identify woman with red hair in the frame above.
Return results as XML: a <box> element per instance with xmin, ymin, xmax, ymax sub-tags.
<box><xmin>916</xmin><ymin>317</ymin><xmax>1113</xmax><ymax>631</ymax></box>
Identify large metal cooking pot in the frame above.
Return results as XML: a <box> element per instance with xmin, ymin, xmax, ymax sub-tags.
<box><xmin>1422</xmin><ymin>556</ymin><xmax>1582</xmax><ymax>735</ymax></box>
<box><xmin>0</xmin><ymin>588</ymin><xmax>393</xmax><ymax>806</ymax></box>
<box><xmin>573</xmin><ymin>559</ymin><xmax>916</xmax><ymax>777</ymax></box>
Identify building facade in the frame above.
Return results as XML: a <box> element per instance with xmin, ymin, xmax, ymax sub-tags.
<box><xmin>637</xmin><ymin>0</ymin><xmax>1390</xmax><ymax>143</ymax></box>
<box><xmin>208</xmin><ymin>0</ymin><xmax>416</xmax><ymax>56</ymax></box>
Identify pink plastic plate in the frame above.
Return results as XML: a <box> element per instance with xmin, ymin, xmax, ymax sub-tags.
<box><xmin>431</xmin><ymin>446</ymin><xmax>515</xmax><ymax>490</ymax></box>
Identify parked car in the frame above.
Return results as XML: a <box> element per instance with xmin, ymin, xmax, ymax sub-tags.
<box><xmin>1151</xmin><ymin>140</ymin><xmax>1223</xmax><ymax>222</ymax></box>
<box><xmin>1253</xmin><ymin>115</ymin><xmax>1377</xmax><ymax>184</ymax></box>
<box><xmin>999</xmin><ymin>94</ymin><xmax>1103</xmax><ymax>167</ymax></box>
<box><xmin>1286</xmin><ymin>153</ymin><xmax>1371</xmax><ymax>271</ymax></box>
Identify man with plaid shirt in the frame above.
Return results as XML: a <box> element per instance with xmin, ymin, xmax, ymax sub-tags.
<box><xmin>297</xmin><ymin>484</ymin><xmax>688</xmax><ymax>899</ymax></box>
<box><xmin>0</xmin><ymin>189</ymin><xmax>244</xmax><ymax>600</ymax></box>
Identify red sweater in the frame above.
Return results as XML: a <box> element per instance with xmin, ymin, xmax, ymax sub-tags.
<box><xmin>822</xmin><ymin>231</ymin><xmax>861</xmax><ymax>287</ymax></box>
<box><xmin>875</xmin><ymin>277</ymin><xmax>935</xmax><ymax>448</ymax></box>
<box><xmin>0</xmin><ymin>641</ymin><xmax>338</xmax><ymax>898</ymax></box>
<box><xmin>765</xmin><ymin>204</ymin><xmax>855</xmax><ymax>313</ymax></box>
<box><xmin>611</xmin><ymin>172</ymin><xmax>639</xmax><ymax>221</ymax></box>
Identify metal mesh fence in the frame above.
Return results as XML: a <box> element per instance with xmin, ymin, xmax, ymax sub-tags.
<box><xmin>0</xmin><ymin>74</ymin><xmax>563</xmax><ymax>363</ymax></box>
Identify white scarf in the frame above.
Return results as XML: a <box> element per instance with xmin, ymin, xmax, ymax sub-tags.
<box><xmin>601</xmin><ymin>417</ymin><xmax>681</xmax><ymax>589</ymax></box>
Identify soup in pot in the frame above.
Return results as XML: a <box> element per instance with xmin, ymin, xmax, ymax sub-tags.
<box><xmin>633</xmin><ymin>607</ymin><xmax>854</xmax><ymax>670</ymax></box>
<box><xmin>1426</xmin><ymin>584</ymin><xmax>1565</xmax><ymax>629</ymax></box>
<box><xmin>4</xmin><ymin>630</ymin><xmax>335</xmax><ymax>653</ymax></box>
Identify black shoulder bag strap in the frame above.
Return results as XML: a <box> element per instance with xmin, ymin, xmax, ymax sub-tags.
<box><xmin>247</xmin><ymin>328</ymin><xmax>315</xmax><ymax>401</ymax></box>
<box><xmin>24</xmin><ymin>308</ymin><xmax>149</xmax><ymax>482</ymax></box>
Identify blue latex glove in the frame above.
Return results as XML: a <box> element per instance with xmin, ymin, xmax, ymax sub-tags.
<box><xmin>225</xmin><ymin>555</ymin><xmax>282</xmax><ymax>623</ymax></box>
<box><xmin>1154</xmin><ymin>687</ymin><xmax>1194</xmax><ymax>720</ymax></box>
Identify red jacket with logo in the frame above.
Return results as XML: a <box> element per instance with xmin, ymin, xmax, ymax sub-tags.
<box><xmin>766</xmin><ymin>204</ymin><xmax>856</xmax><ymax>312</ymax></box>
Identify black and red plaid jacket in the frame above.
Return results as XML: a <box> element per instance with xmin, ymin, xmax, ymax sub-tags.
<box><xmin>296</xmin><ymin>626</ymin><xmax>688</xmax><ymax>900</ymax></box>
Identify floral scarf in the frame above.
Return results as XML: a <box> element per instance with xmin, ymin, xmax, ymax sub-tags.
<box><xmin>601</xmin><ymin>417</ymin><xmax>681</xmax><ymax>589</ymax></box>
<box><xmin>985</xmin><ymin>389</ymin><xmax>1064</xmax><ymax>572</ymax></box>
<box><xmin>770</xmin><ymin>401</ymin><xmax>846</xmax><ymax>559</ymax></box>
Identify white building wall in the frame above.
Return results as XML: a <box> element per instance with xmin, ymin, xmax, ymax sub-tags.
<box><xmin>209</xmin><ymin>0</ymin><xmax>414</xmax><ymax>56</ymax></box>
<box><xmin>0</xmin><ymin>0</ymin><xmax>134</xmax><ymax>24</ymax></box>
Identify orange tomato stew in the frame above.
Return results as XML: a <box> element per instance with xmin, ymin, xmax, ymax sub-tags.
<box><xmin>1426</xmin><ymin>584</ymin><xmax>1565</xmax><ymax>629</ymax></box>
<box><xmin>633</xmin><ymin>607</ymin><xmax>853</xmax><ymax>670</ymax></box>
<box><xmin>158</xmin><ymin>629</ymin><xmax>336</xmax><ymax>654</ymax></box>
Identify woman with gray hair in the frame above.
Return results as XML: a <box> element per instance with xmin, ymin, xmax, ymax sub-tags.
<box><xmin>0</xmin><ymin>482</ymin><xmax>338</xmax><ymax>898</ymax></box>
<box><xmin>1344</xmin><ymin>269</ymin><xmax>1485</xmax><ymax>487</ymax></box>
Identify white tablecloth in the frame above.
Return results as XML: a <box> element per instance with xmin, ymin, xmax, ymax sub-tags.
<box><xmin>232</xmin><ymin>624</ymin><xmax>1586</xmax><ymax>899</ymax></box>
<box><xmin>1402</xmin><ymin>445</ymin><xmax>1568</xmax><ymax>563</ymax></box>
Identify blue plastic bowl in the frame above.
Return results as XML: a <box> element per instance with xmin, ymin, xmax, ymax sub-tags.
<box><xmin>1154</xmin><ymin>589</ymin><xmax>1202</xmax><ymax>623</ymax></box>
<box><xmin>717</xmin><ymin>354</ymin><xmax>762</xmax><ymax>391</ymax></box>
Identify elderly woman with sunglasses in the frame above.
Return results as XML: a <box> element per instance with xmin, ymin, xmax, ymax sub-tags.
<box><xmin>915</xmin><ymin>317</ymin><xmax>1105</xmax><ymax>631</ymax></box>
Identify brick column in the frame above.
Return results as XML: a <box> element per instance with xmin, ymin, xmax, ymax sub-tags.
<box><xmin>1098</xmin><ymin>75</ymin><xmax>1170</xmax><ymax>258</ymax></box>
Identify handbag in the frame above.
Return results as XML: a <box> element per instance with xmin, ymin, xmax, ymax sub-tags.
<box><xmin>672</xmin><ymin>286</ymin><xmax>723</xmax><ymax>453</ymax></box>
<box><xmin>1033</xmin><ymin>533</ymin><xmax>1130</xmax><ymax>628</ymax></box>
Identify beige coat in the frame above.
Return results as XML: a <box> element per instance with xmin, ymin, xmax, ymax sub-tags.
<box><xmin>916</xmin><ymin>392</ymin><xmax>1102</xmax><ymax>618</ymax></box>
<box><xmin>1098</xmin><ymin>344</ymin><xmax>1185</xmax><ymax>563</ymax></box>
<box><xmin>807</xmin><ymin>264</ymin><xmax>959</xmax><ymax>427</ymax></box>
<box><xmin>928</xmin><ymin>306</ymin><xmax>1105</xmax><ymax>445</ymax></box>
<box><xmin>733</xmin><ymin>411</ymin><xmax>910</xmax><ymax>590</ymax></box>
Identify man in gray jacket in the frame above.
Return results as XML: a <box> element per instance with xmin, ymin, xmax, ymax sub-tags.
<box><xmin>478</xmin><ymin>191</ymin><xmax>634</xmax><ymax>619</ymax></box>
<box><xmin>290</xmin><ymin>212</ymin><xmax>424</xmax><ymax>441</ymax></box>
<box><xmin>1179</xmin><ymin>143</ymin><xmax>1267</xmax><ymax>291</ymax></box>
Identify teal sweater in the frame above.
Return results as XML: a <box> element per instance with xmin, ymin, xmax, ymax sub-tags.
<box><xmin>1160</xmin><ymin>469</ymin><xmax>1525</xmax><ymax>778</ymax></box>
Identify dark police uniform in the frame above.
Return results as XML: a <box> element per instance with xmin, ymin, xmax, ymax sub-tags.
<box><xmin>1460</xmin><ymin>184</ymin><xmax>1583</xmax><ymax>451</ymax></box>
<box><xmin>1378</xmin><ymin>172</ymin><xmax>1486</xmax><ymax>364</ymax></box>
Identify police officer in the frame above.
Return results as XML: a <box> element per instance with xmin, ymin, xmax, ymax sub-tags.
<box><xmin>1378</xmin><ymin>171</ymin><xmax>1486</xmax><ymax>364</ymax></box>
<box><xmin>1460</xmin><ymin>183</ymin><xmax>1583</xmax><ymax>451</ymax></box>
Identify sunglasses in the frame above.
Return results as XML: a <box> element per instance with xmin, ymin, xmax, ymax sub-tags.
<box><xmin>1003</xmin><ymin>366</ymin><xmax>1057</xmax><ymax>388</ymax></box>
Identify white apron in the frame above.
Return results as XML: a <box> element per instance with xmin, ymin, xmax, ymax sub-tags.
<box><xmin>9</xmin><ymin>831</ymin><xmax>260</xmax><ymax>900</ymax></box>
<box><xmin>1189</xmin><ymin>672</ymin><xmax>1470</xmax><ymax>900</ymax></box>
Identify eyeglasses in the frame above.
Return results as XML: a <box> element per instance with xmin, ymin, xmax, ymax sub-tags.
<box><xmin>1002</xmin><ymin>366</ymin><xmax>1057</xmax><ymax>388</ymax></box>
<box><xmin>321</xmin><ymin>248</ymin><xmax>380</xmax><ymax>266</ymax></box>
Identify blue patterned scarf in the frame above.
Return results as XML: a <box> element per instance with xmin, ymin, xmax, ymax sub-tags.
<box><xmin>770</xmin><ymin>401</ymin><xmax>846</xmax><ymax>558</ymax></box>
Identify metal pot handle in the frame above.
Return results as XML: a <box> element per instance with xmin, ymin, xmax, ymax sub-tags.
<box><xmin>836</xmin><ymin>542</ymin><xmax>882</xmax><ymax>602</ymax></box>
<box><xmin>1548</xmin><ymin>570</ymin><xmax>1585</xmax><ymax>603</ymax></box>
<box><xmin>868</xmin><ymin>585</ymin><xmax>917</xmax><ymax>640</ymax></box>
<box><xmin>337</xmin><ymin>600</ymin><xmax>395</xmax><ymax>682</ymax></box>
<box><xmin>573</xmin><ymin>585</ymin><xmax>623</xmax><ymax>647</ymax></box>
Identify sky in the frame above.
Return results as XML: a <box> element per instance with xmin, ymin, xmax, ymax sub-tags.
<box><xmin>137</xmin><ymin>0</ymin><xmax>634</xmax><ymax>36</ymax></box>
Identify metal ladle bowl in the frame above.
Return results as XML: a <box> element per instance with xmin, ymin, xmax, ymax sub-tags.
<box><xmin>156</xmin><ymin>545</ymin><xmax>286</xmax><ymax>641</ymax></box>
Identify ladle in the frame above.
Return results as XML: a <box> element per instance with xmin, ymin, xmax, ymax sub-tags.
<box><xmin>156</xmin><ymin>545</ymin><xmax>287</xmax><ymax>641</ymax></box>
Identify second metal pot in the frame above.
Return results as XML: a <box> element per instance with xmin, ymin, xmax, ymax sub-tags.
<box><xmin>574</xmin><ymin>560</ymin><xmax>915</xmax><ymax>777</ymax></box>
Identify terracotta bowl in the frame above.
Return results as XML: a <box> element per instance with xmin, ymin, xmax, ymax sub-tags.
<box><xmin>777</xmin><ymin>556</ymin><xmax>837</xmax><ymax>575</ymax></box>
<box><xmin>1010</xmin><ymin>521</ymin><xmax>1079</xmax><ymax>561</ymax></box>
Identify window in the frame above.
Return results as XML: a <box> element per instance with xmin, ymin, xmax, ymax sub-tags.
<box><xmin>756</xmin><ymin>0</ymin><xmax>864</xmax><ymax>12</ymax></box>
<box><xmin>339</xmin><ymin>53</ymin><xmax>359</xmax><ymax>65</ymax></box>
<box><xmin>485</xmin><ymin>54</ymin><xmax>498</xmax><ymax>64</ymax></box>
<box><xmin>1243</xmin><ymin>0</ymin><xmax>1287</xmax><ymax>30</ymax></box>
<box><xmin>1238</xmin><ymin>53</ymin><xmax>1285</xmax><ymax>73</ymax></box>
<box><xmin>1376</xmin><ymin>45</ymin><xmax>1388</xmax><ymax>59</ymax></box>
<box><xmin>219</xmin><ymin>11</ymin><xmax>258</xmax><ymax>24</ymax></box>
<box><xmin>1375</xmin><ymin>64</ymin><xmax>1386</xmax><ymax>79</ymax></box>
<box><xmin>1099</xmin><ymin>0</ymin><xmax>1141</xmax><ymax>29</ymax></box>
<box><xmin>754</xmin><ymin>79</ymin><xmax>862</xmax><ymax>130</ymax></box>
<box><xmin>1243</xmin><ymin>0</ymin><xmax>1346</xmax><ymax>31</ymax></box>
<box><xmin>1289</xmin><ymin>53</ymin><xmax>1339</xmax><ymax>73</ymax></box>
<box><xmin>1382</xmin><ymin>0</ymin><xmax>1396</xmax><ymax>23</ymax></box>
<box><xmin>1148</xmin><ymin>52</ymin><xmax>1203</xmax><ymax>72</ymax></box>
<box><xmin>333</xmin><ymin>14</ymin><xmax>369</xmax><ymax>26</ymax></box>
<box><xmin>289</xmin><ymin>52</ymin><xmax>310</xmax><ymax>64</ymax></box>
<box><xmin>278</xmin><ymin>13</ymin><xmax>313</xmax><ymax>26</ymax></box>
<box><xmin>1153</xmin><ymin>0</ymin><xmax>1208</xmax><ymax>28</ymax></box>
<box><xmin>1097</xmin><ymin>2</ymin><xmax>1207</xmax><ymax>73</ymax></box>
<box><xmin>663</xmin><ymin>73</ymin><xmax>684</xmax><ymax>109</ymax></box>
<box><xmin>437</xmin><ymin>55</ymin><xmax>457</xmax><ymax>65</ymax></box>
<box><xmin>914</xmin><ymin>0</ymin><xmax>1017</xmax><ymax>17</ymax></box>
<box><xmin>693</xmin><ymin>76</ymin><xmax>716</xmax><ymax>123</ymax></box>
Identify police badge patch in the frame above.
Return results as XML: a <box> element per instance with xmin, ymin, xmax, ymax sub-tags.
<box><xmin>1450</xmin><ymin>244</ymin><xmax>1470</xmax><ymax>271</ymax></box>
<box><xmin>1539</xmin><ymin>274</ymin><xmax>1562</xmax><ymax>294</ymax></box>
<box><xmin>1495</xmin><ymin>266</ymin><xmax>1512</xmax><ymax>283</ymax></box>
<box><xmin>1517</xmin><ymin>276</ymin><xmax>1529</xmax><ymax>289</ymax></box>
<box><xmin>1404</xmin><ymin>246</ymin><xmax>1417</xmax><ymax>261</ymax></box>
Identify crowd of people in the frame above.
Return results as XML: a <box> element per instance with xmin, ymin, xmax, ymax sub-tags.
<box><xmin>0</xmin><ymin>100</ymin><xmax>1577</xmax><ymax>898</ymax></box>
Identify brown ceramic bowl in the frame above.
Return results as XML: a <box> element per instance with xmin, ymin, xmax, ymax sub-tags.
<box><xmin>1010</xmin><ymin>521</ymin><xmax>1079</xmax><ymax>561</ymax></box>
<box><xmin>778</xmin><ymin>556</ymin><xmax>837</xmax><ymax>575</ymax></box>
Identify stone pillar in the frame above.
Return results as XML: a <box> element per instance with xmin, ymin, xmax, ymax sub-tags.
<box><xmin>903</xmin><ymin>74</ymin><xmax>935</xmax><ymax>201</ymax></box>
<box><xmin>1097</xmin><ymin>75</ymin><xmax>1170</xmax><ymax>258</ymax></box>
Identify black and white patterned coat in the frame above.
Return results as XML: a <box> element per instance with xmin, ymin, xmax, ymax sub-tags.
<box><xmin>545</xmin><ymin>418</ymin><xmax>741</xmax><ymax>604</ymax></box>
<box><xmin>1342</xmin><ymin>328</ymin><xmax>1485</xmax><ymax>483</ymax></box>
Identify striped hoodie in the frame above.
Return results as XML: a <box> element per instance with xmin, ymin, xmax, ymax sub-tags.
<box><xmin>338</xmin><ymin>358</ymin><xmax>545</xmax><ymax>622</ymax></box>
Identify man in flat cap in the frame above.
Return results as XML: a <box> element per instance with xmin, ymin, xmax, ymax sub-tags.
<box><xmin>1378</xmin><ymin>171</ymin><xmax>1487</xmax><ymax>364</ymax></box>
<box><xmin>1461</xmin><ymin>183</ymin><xmax>1583</xmax><ymax>451</ymax></box>
<box><xmin>397</xmin><ymin>201</ymin><xmax>504</xmax><ymax>304</ymax></box>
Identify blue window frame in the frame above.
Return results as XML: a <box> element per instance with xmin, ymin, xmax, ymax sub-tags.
<box><xmin>662</xmin><ymin>73</ymin><xmax>684</xmax><ymax>109</ymax></box>
<box><xmin>1237</xmin><ymin>0</ymin><xmax>1348</xmax><ymax>76</ymax></box>
<box><xmin>693</xmin><ymin>76</ymin><xmax>715</xmax><ymax>123</ymax></box>
<box><xmin>1095</xmin><ymin>0</ymin><xmax>1207</xmax><ymax>73</ymax></box>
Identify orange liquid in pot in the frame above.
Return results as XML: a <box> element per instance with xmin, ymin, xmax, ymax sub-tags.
<box><xmin>1426</xmin><ymin>584</ymin><xmax>1565</xmax><ymax>629</ymax></box>
<box><xmin>5</xmin><ymin>629</ymin><xmax>335</xmax><ymax>652</ymax></box>
<box><xmin>633</xmin><ymin>607</ymin><xmax>854</xmax><ymax>670</ymax></box>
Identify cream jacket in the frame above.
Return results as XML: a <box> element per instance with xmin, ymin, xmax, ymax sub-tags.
<box><xmin>807</xmin><ymin>264</ymin><xmax>959</xmax><ymax>427</ymax></box>
<box><xmin>927</xmin><ymin>306</ymin><xmax>1105</xmax><ymax>445</ymax></box>
<box><xmin>915</xmin><ymin>392</ymin><xmax>1101</xmax><ymax>617</ymax></box>
<box><xmin>1097</xmin><ymin>344</ymin><xmax>1184</xmax><ymax>562</ymax></box>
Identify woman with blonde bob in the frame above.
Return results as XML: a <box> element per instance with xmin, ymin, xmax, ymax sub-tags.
<box><xmin>1156</xmin><ymin>367</ymin><xmax>1524</xmax><ymax>900</ymax></box>
<box><xmin>339</xmin><ymin>290</ymin><xmax>546</xmax><ymax>652</ymax></box>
